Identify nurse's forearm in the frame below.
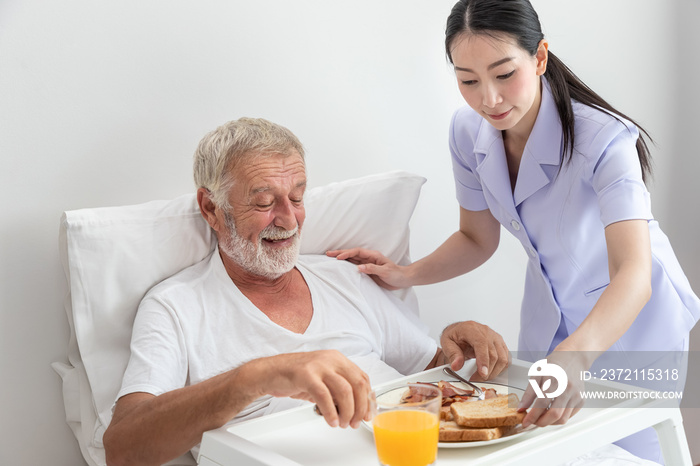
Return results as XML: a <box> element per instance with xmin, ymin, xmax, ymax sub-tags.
<box><xmin>405</xmin><ymin>207</ymin><xmax>501</xmax><ymax>286</ymax></box>
<box><xmin>407</xmin><ymin>230</ymin><xmax>496</xmax><ymax>285</ymax></box>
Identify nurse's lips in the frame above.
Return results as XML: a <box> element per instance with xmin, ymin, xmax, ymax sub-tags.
<box><xmin>487</xmin><ymin>109</ymin><xmax>512</xmax><ymax>120</ymax></box>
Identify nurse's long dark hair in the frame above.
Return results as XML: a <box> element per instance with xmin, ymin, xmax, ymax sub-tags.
<box><xmin>445</xmin><ymin>0</ymin><xmax>653</xmax><ymax>182</ymax></box>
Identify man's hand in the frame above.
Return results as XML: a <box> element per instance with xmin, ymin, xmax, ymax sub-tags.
<box><xmin>439</xmin><ymin>321</ymin><xmax>510</xmax><ymax>379</ymax></box>
<box><xmin>246</xmin><ymin>350</ymin><xmax>373</xmax><ymax>429</ymax></box>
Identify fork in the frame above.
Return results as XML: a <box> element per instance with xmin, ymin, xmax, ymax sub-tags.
<box><xmin>443</xmin><ymin>366</ymin><xmax>485</xmax><ymax>400</ymax></box>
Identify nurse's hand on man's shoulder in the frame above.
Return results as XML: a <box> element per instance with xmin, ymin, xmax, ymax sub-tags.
<box><xmin>440</xmin><ymin>321</ymin><xmax>510</xmax><ymax>379</ymax></box>
<box><xmin>326</xmin><ymin>248</ymin><xmax>410</xmax><ymax>290</ymax></box>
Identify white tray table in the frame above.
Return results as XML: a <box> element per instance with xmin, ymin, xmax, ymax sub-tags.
<box><xmin>198</xmin><ymin>359</ymin><xmax>692</xmax><ymax>466</ymax></box>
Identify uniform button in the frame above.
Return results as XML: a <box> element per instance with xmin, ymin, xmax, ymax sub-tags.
<box><xmin>528</xmin><ymin>247</ymin><xmax>537</xmax><ymax>258</ymax></box>
<box><xmin>510</xmin><ymin>220</ymin><xmax>521</xmax><ymax>231</ymax></box>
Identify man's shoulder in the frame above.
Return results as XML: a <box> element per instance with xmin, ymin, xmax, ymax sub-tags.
<box><xmin>297</xmin><ymin>254</ymin><xmax>397</xmax><ymax>307</ymax></box>
<box><xmin>297</xmin><ymin>254</ymin><xmax>367</xmax><ymax>291</ymax></box>
<box><xmin>145</xmin><ymin>251</ymin><xmax>217</xmax><ymax>300</ymax></box>
<box><xmin>297</xmin><ymin>254</ymin><xmax>358</xmax><ymax>275</ymax></box>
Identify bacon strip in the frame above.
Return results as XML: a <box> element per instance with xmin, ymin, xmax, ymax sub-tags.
<box><xmin>400</xmin><ymin>382</ymin><xmax>440</xmax><ymax>403</ymax></box>
<box><xmin>401</xmin><ymin>380</ymin><xmax>486</xmax><ymax>406</ymax></box>
<box><xmin>439</xmin><ymin>380</ymin><xmax>474</xmax><ymax>397</ymax></box>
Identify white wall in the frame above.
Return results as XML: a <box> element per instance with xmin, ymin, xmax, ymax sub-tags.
<box><xmin>0</xmin><ymin>1</ymin><xmax>696</xmax><ymax>464</ymax></box>
<box><xmin>673</xmin><ymin>0</ymin><xmax>700</xmax><ymax>459</ymax></box>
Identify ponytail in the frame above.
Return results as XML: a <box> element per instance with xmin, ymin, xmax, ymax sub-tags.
<box><xmin>544</xmin><ymin>52</ymin><xmax>653</xmax><ymax>182</ymax></box>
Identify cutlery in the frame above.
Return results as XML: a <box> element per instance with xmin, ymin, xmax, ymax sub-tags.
<box><xmin>443</xmin><ymin>366</ymin><xmax>485</xmax><ymax>400</ymax></box>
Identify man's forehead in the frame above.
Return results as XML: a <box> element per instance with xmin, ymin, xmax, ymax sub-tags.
<box><xmin>249</xmin><ymin>178</ymin><xmax>307</xmax><ymax>195</ymax></box>
<box><xmin>234</xmin><ymin>153</ymin><xmax>306</xmax><ymax>193</ymax></box>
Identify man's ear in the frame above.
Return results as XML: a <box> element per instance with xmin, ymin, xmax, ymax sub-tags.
<box><xmin>197</xmin><ymin>187</ymin><xmax>222</xmax><ymax>233</ymax></box>
<box><xmin>535</xmin><ymin>39</ymin><xmax>549</xmax><ymax>76</ymax></box>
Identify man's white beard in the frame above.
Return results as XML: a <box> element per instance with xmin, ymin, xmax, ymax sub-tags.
<box><xmin>219</xmin><ymin>212</ymin><xmax>300</xmax><ymax>280</ymax></box>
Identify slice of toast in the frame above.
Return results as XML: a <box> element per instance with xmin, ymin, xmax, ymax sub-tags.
<box><xmin>439</xmin><ymin>421</ymin><xmax>514</xmax><ymax>442</ymax></box>
<box><xmin>439</xmin><ymin>405</ymin><xmax>452</xmax><ymax>421</ymax></box>
<box><xmin>450</xmin><ymin>393</ymin><xmax>525</xmax><ymax>428</ymax></box>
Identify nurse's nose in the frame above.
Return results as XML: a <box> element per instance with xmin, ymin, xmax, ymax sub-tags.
<box><xmin>482</xmin><ymin>82</ymin><xmax>502</xmax><ymax>109</ymax></box>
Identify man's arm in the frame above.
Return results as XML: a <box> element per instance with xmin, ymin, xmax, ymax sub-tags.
<box><xmin>103</xmin><ymin>350</ymin><xmax>373</xmax><ymax>466</ymax></box>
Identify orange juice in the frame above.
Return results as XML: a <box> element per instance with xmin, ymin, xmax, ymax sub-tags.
<box><xmin>373</xmin><ymin>409</ymin><xmax>439</xmax><ymax>466</ymax></box>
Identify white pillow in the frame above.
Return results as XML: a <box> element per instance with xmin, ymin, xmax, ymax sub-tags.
<box><xmin>53</xmin><ymin>170</ymin><xmax>426</xmax><ymax>466</ymax></box>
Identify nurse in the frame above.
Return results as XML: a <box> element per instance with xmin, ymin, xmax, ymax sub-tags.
<box><xmin>328</xmin><ymin>0</ymin><xmax>699</xmax><ymax>462</ymax></box>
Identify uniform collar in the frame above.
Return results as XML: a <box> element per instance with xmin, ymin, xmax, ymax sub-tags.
<box><xmin>473</xmin><ymin>77</ymin><xmax>563</xmax><ymax>211</ymax></box>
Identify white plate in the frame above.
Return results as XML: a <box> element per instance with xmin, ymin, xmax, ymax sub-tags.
<box><xmin>364</xmin><ymin>381</ymin><xmax>533</xmax><ymax>449</ymax></box>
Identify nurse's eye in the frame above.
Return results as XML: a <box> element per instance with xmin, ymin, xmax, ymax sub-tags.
<box><xmin>497</xmin><ymin>70</ymin><xmax>515</xmax><ymax>80</ymax></box>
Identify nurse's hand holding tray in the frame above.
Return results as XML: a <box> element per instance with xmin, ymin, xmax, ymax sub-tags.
<box><xmin>371</xmin><ymin>383</ymin><xmax>441</xmax><ymax>466</ymax></box>
<box><xmin>517</xmin><ymin>352</ymin><xmax>586</xmax><ymax>428</ymax></box>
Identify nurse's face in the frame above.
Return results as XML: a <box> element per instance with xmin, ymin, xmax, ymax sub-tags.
<box><xmin>450</xmin><ymin>33</ymin><xmax>548</xmax><ymax>135</ymax></box>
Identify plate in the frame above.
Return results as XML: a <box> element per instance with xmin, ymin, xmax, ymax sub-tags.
<box><xmin>364</xmin><ymin>381</ymin><xmax>533</xmax><ymax>449</ymax></box>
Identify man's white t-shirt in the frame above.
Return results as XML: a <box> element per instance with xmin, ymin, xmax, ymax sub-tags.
<box><xmin>118</xmin><ymin>251</ymin><xmax>437</xmax><ymax>424</ymax></box>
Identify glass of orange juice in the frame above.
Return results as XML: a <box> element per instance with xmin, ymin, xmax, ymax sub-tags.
<box><xmin>371</xmin><ymin>383</ymin><xmax>441</xmax><ymax>466</ymax></box>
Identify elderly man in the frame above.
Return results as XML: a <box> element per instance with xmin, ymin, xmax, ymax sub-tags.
<box><xmin>103</xmin><ymin>117</ymin><xmax>509</xmax><ymax>466</ymax></box>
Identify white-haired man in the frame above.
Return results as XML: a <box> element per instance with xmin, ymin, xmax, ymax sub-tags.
<box><xmin>103</xmin><ymin>117</ymin><xmax>509</xmax><ymax>466</ymax></box>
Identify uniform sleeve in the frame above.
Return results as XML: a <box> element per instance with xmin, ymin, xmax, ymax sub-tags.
<box><xmin>450</xmin><ymin>108</ymin><xmax>490</xmax><ymax>212</ymax></box>
<box><xmin>590</xmin><ymin>121</ymin><xmax>653</xmax><ymax>227</ymax></box>
<box><xmin>116</xmin><ymin>295</ymin><xmax>188</xmax><ymax>400</ymax></box>
<box><xmin>357</xmin><ymin>275</ymin><xmax>438</xmax><ymax>375</ymax></box>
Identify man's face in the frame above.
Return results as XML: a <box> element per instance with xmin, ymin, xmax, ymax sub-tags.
<box><xmin>217</xmin><ymin>151</ymin><xmax>306</xmax><ymax>280</ymax></box>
